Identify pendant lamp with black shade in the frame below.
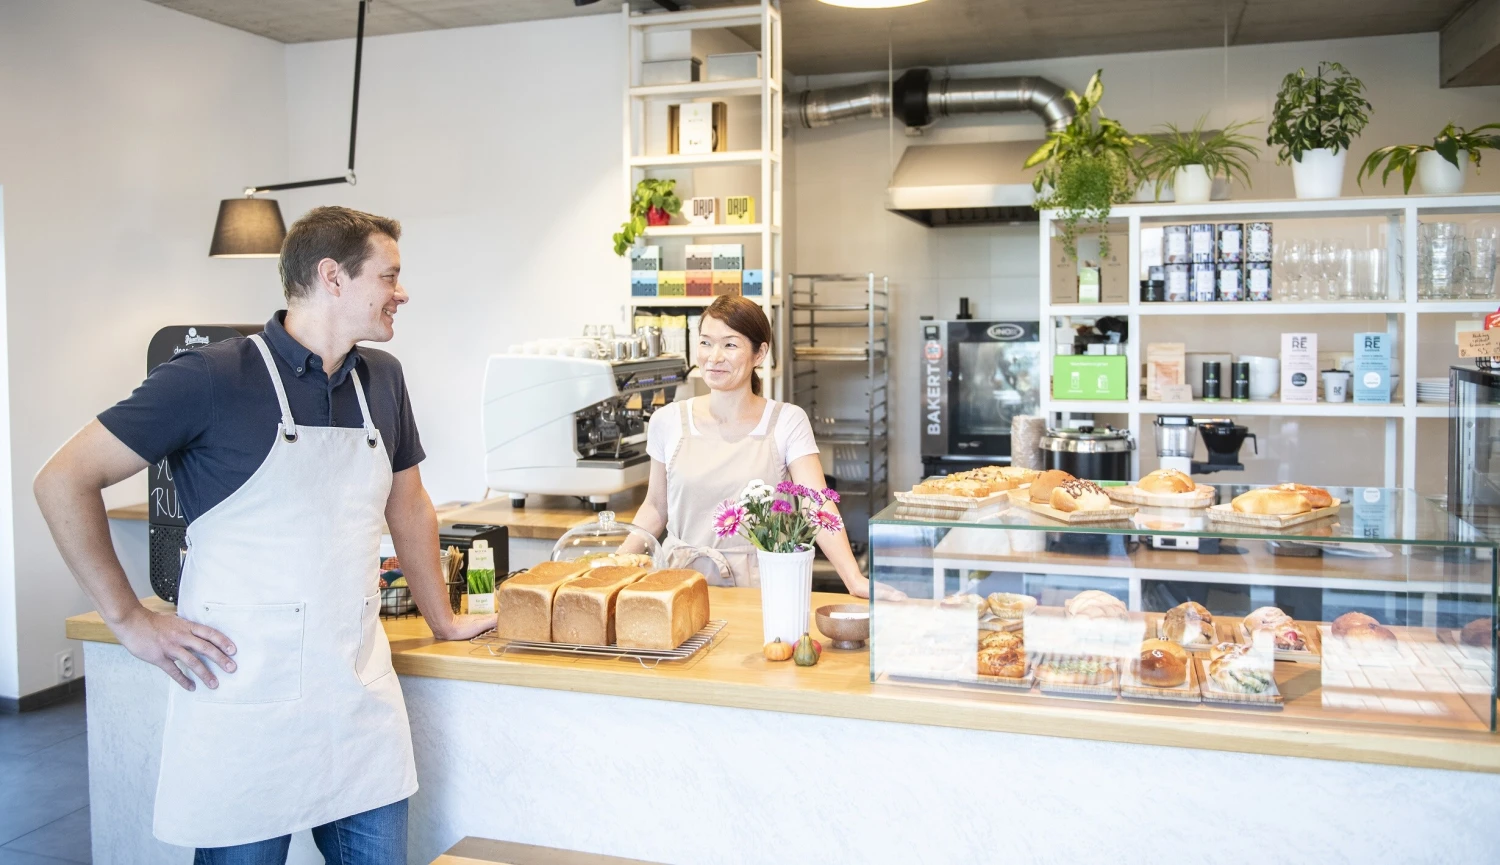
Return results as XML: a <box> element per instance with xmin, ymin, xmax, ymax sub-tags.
<box><xmin>209</xmin><ymin>1</ymin><xmax>368</xmax><ymax>258</ymax></box>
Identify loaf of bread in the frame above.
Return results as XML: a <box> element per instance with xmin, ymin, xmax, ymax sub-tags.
<box><xmin>1138</xmin><ymin>468</ymin><xmax>1195</xmax><ymax>495</ymax></box>
<box><xmin>1231</xmin><ymin>488</ymin><xmax>1310</xmax><ymax>516</ymax></box>
<box><xmin>1273</xmin><ymin>482</ymin><xmax>1333</xmax><ymax>509</ymax></box>
<box><xmin>1138</xmin><ymin>639</ymin><xmax>1188</xmax><ymax>687</ymax></box>
<box><xmin>550</xmin><ymin>566</ymin><xmax>647</xmax><ymax>645</ymax></box>
<box><xmin>496</xmin><ymin>560</ymin><xmax>591</xmax><ymax>642</ymax></box>
<box><xmin>1341</xmin><ymin>623</ymin><xmax>1397</xmax><ymax>645</ymax></box>
<box><xmin>615</xmin><ymin>569</ymin><xmax>711</xmax><ymax>650</ymax></box>
<box><xmin>1065</xmin><ymin>589</ymin><xmax>1127</xmax><ymax>620</ymax></box>
<box><xmin>1050</xmin><ymin>479</ymin><xmax>1112</xmax><ymax>512</ymax></box>
<box><xmin>1330</xmin><ymin>611</ymin><xmax>1379</xmax><ymax>637</ymax></box>
<box><xmin>1030</xmin><ymin>469</ymin><xmax>1076</xmax><ymax>503</ymax></box>
<box><xmin>1462</xmin><ymin>617</ymin><xmax>1494</xmax><ymax>649</ymax></box>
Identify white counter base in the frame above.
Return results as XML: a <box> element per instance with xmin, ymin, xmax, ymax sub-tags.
<box><xmin>85</xmin><ymin>641</ymin><xmax>1500</xmax><ymax>864</ymax></box>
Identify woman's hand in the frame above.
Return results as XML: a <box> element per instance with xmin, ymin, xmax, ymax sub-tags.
<box><xmin>848</xmin><ymin>578</ymin><xmax>906</xmax><ymax>601</ymax></box>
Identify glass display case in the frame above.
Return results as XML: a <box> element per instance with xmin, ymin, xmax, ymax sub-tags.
<box><xmin>869</xmin><ymin>489</ymin><xmax>1498</xmax><ymax>733</ymax></box>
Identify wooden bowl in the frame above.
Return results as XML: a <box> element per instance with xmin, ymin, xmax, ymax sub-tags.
<box><xmin>815</xmin><ymin>603</ymin><xmax>870</xmax><ymax>650</ymax></box>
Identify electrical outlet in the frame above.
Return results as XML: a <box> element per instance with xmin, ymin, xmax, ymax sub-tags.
<box><xmin>57</xmin><ymin>651</ymin><xmax>74</xmax><ymax>681</ymax></box>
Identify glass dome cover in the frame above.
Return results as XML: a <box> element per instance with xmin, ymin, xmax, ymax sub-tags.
<box><xmin>550</xmin><ymin>511</ymin><xmax>660</xmax><ymax>569</ymax></box>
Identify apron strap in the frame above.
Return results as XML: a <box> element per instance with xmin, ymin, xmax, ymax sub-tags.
<box><xmin>349</xmin><ymin>368</ymin><xmax>379</xmax><ymax>448</ymax></box>
<box><xmin>761</xmin><ymin>400</ymin><xmax>785</xmax><ymax>436</ymax></box>
<box><xmin>248</xmin><ymin>334</ymin><xmax>298</xmax><ymax>442</ymax></box>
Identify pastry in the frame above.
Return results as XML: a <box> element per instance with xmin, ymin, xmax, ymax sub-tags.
<box><xmin>940</xmin><ymin>592</ymin><xmax>989</xmax><ymax>614</ymax></box>
<box><xmin>1230</xmin><ymin>488</ymin><xmax>1311</xmax><ymax>516</ymax></box>
<box><xmin>496</xmin><ymin>560</ymin><xmax>591</xmax><ymax>642</ymax></box>
<box><xmin>1137</xmin><ymin>639</ymin><xmax>1189</xmax><ymax>687</ymax></box>
<box><xmin>1331</xmin><ymin>611</ymin><xmax>1379</xmax><ymax>637</ymax></box>
<box><xmin>1065</xmin><ymin>589</ymin><xmax>1127</xmax><ymax>620</ymax></box>
<box><xmin>1243</xmin><ymin>606</ymin><xmax>1306</xmax><ymax>651</ymax></box>
<box><xmin>1036</xmin><ymin>657</ymin><xmax>1115</xmax><ymax>685</ymax></box>
<box><xmin>912</xmin><ymin>477</ymin><xmax>997</xmax><ymax>498</ymax></box>
<box><xmin>999</xmin><ymin>466</ymin><xmax>1040</xmax><ymax>485</ymax></box>
<box><xmin>1461</xmin><ymin>617</ymin><xmax>1494</xmax><ymax>649</ymax></box>
<box><xmin>615</xmin><ymin>569</ymin><xmax>711</xmax><ymax>650</ymax></box>
<box><xmin>1050</xmin><ymin>479</ymin><xmax>1113</xmax><ymax>513</ymax></box>
<box><xmin>1341</xmin><ymin>623</ymin><xmax>1397</xmax><ymax>645</ymax></box>
<box><xmin>979</xmin><ymin>630</ymin><xmax>1024</xmax><ymax>652</ymax></box>
<box><xmin>1162</xmin><ymin>601</ymin><xmax>1215</xmax><ymax>647</ymax></box>
<box><xmin>1137</xmin><ymin>468</ymin><xmax>1196</xmax><ymax>495</ymax></box>
<box><xmin>581</xmin><ymin>552</ymin><xmax>654</xmax><ymax>569</ymax></box>
<box><xmin>977</xmin><ymin>644</ymin><xmax>1027</xmax><ymax>678</ymax></box>
<box><xmin>986</xmin><ymin>592</ymin><xmax>1038</xmax><ymax>620</ymax></box>
<box><xmin>1208</xmin><ymin>642</ymin><xmax>1273</xmax><ymax>693</ymax></box>
<box><xmin>1244</xmin><ymin>606</ymin><xmax>1292</xmax><ymax>631</ymax></box>
<box><xmin>1029</xmin><ymin>469</ymin><xmax>1077</xmax><ymax>504</ymax></box>
<box><xmin>550</xmin><ymin>566</ymin><xmax>647</xmax><ymax>645</ymax></box>
<box><xmin>1272</xmin><ymin>482</ymin><xmax>1333</xmax><ymax>509</ymax></box>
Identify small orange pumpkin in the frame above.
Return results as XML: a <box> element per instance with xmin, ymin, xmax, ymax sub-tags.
<box><xmin>763</xmin><ymin>638</ymin><xmax>794</xmax><ymax>662</ymax></box>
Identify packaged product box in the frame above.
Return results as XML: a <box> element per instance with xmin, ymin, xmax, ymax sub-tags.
<box><xmin>686</xmin><ymin>197</ymin><xmax>718</xmax><ymax>225</ymax></box>
<box><xmin>657</xmin><ymin>271</ymin><xmax>687</xmax><ymax>297</ymax></box>
<box><xmin>630</xmin><ymin>270</ymin><xmax>658</xmax><ymax>297</ymax></box>
<box><xmin>685</xmin><ymin>244</ymin><xmax>713</xmax><ymax>271</ymax></box>
<box><xmin>1145</xmin><ymin>342</ymin><xmax>1185</xmax><ymax>400</ymax></box>
<box><xmin>629</xmin><ymin>245</ymin><xmax>661</xmax><ymax>270</ymax></box>
<box><xmin>712</xmin><ymin>270</ymin><xmax>742</xmax><ymax>296</ymax></box>
<box><xmin>686</xmin><ymin>271</ymin><xmax>713</xmax><ymax>297</ymax></box>
<box><xmin>1050</xmin><ymin>236</ymin><xmax>1079</xmax><ymax>304</ymax></box>
<box><xmin>1352</xmin><ymin>332</ymin><xmax>1392</xmax><ymax>403</ymax></box>
<box><xmin>1053</xmin><ymin>355</ymin><xmax>1128</xmax><ymax>400</ymax></box>
<box><xmin>1280</xmin><ymin>333</ymin><xmax>1318</xmax><ymax>403</ymax></box>
<box><xmin>711</xmin><ymin>244</ymin><xmax>744</xmax><ymax>271</ymax></box>
<box><xmin>669</xmin><ymin>101</ymin><xmax>727</xmax><ymax>155</ymax></box>
<box><xmin>1100</xmin><ymin>230</ymin><xmax>1130</xmax><ymax>303</ymax></box>
<box><xmin>741</xmin><ymin>269</ymin><xmax>764</xmax><ymax>296</ymax></box>
<box><xmin>1078</xmin><ymin>266</ymin><xmax>1101</xmax><ymax>303</ymax></box>
<box><xmin>725</xmin><ymin>196</ymin><xmax>755</xmax><ymax>225</ymax></box>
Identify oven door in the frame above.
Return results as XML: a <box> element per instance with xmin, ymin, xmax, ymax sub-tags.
<box><xmin>946</xmin><ymin>321</ymin><xmax>1041</xmax><ymax>460</ymax></box>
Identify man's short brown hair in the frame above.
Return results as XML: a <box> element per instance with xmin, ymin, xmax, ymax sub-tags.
<box><xmin>279</xmin><ymin>206</ymin><xmax>402</xmax><ymax>302</ymax></box>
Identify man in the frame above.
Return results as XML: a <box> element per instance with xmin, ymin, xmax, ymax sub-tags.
<box><xmin>34</xmin><ymin>206</ymin><xmax>494</xmax><ymax>864</ymax></box>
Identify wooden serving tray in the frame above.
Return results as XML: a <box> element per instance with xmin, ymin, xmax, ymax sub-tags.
<box><xmin>1014</xmin><ymin>497</ymin><xmax>1138</xmax><ymax>524</ymax></box>
<box><xmin>1197</xmin><ymin>658</ymin><xmax>1283</xmax><ymax>707</ymax></box>
<box><xmin>973</xmin><ymin>668</ymin><xmax>1035</xmax><ymax>690</ymax></box>
<box><xmin>894</xmin><ymin>488</ymin><xmax>1011</xmax><ymax>511</ymax></box>
<box><xmin>1106</xmin><ymin>484</ymin><xmax>1217</xmax><ymax>509</ymax></box>
<box><xmin>1120</xmin><ymin>655</ymin><xmax>1200</xmax><ymax>703</ymax></box>
<box><xmin>1206</xmin><ymin>498</ymin><xmax>1342</xmax><ymax>528</ymax></box>
<box><xmin>1239</xmin><ymin>621</ymin><xmax>1322</xmax><ymax>664</ymax></box>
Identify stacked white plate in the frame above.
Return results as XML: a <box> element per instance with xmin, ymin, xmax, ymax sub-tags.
<box><xmin>1416</xmin><ymin>377</ymin><xmax>1451</xmax><ymax>405</ymax></box>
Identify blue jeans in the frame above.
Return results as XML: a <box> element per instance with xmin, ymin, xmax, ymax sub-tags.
<box><xmin>192</xmin><ymin>798</ymin><xmax>407</xmax><ymax>865</ymax></box>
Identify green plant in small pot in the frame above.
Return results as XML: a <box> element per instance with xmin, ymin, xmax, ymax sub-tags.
<box><xmin>612</xmin><ymin>178</ymin><xmax>683</xmax><ymax>257</ymax></box>
<box><xmin>1357</xmin><ymin>123</ymin><xmax>1500</xmax><ymax>196</ymax></box>
<box><xmin>1025</xmin><ymin>70</ymin><xmax>1145</xmax><ymax>260</ymax></box>
<box><xmin>1141</xmin><ymin>116</ymin><xmax>1260</xmax><ymax>204</ymax></box>
<box><xmin>1266</xmin><ymin>61</ymin><xmax>1372</xmax><ymax>200</ymax></box>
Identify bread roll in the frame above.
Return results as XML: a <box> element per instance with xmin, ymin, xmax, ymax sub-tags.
<box><xmin>615</xmin><ymin>569</ymin><xmax>711</xmax><ymax>650</ymax></box>
<box><xmin>1030</xmin><ymin>469</ymin><xmax>1076</xmax><ymax>503</ymax></box>
<box><xmin>1244</xmin><ymin>606</ymin><xmax>1293</xmax><ymax>632</ymax></box>
<box><xmin>1138</xmin><ymin>468</ymin><xmax>1195</xmax><ymax>495</ymax></box>
<box><xmin>550</xmin><ymin>566</ymin><xmax>647</xmax><ymax>645</ymax></box>
<box><xmin>1341</xmin><ymin>623</ymin><xmax>1397</xmax><ymax>644</ymax></box>
<box><xmin>1330</xmin><ymin>611</ymin><xmax>1379</xmax><ymax>637</ymax></box>
<box><xmin>1273</xmin><ymin>482</ymin><xmax>1333</xmax><ymax>509</ymax></box>
<box><xmin>496</xmin><ymin>560</ymin><xmax>590</xmax><ymax>642</ymax></box>
<box><xmin>1065</xmin><ymin>590</ymin><xmax>1127</xmax><ymax>620</ymax></box>
<box><xmin>986</xmin><ymin>592</ymin><xmax>1037</xmax><ymax>620</ymax></box>
<box><xmin>1208</xmin><ymin>642</ymin><xmax>1273</xmax><ymax>693</ymax></box>
<box><xmin>976</xmin><ymin>641</ymin><xmax>1026</xmax><ymax>678</ymax></box>
<box><xmin>1231</xmin><ymin>488</ymin><xmax>1310</xmax><ymax>516</ymax></box>
<box><xmin>1163</xmin><ymin>601</ymin><xmax>1215</xmax><ymax>647</ymax></box>
<box><xmin>979</xmin><ymin>630</ymin><xmax>1024</xmax><ymax>652</ymax></box>
<box><xmin>1138</xmin><ymin>639</ymin><xmax>1188</xmax><ymax>687</ymax></box>
<box><xmin>999</xmin><ymin>467</ymin><xmax>1040</xmax><ymax>485</ymax></box>
<box><xmin>1050</xmin><ymin>479</ymin><xmax>1112</xmax><ymax>512</ymax></box>
<box><xmin>1461</xmin><ymin>617</ymin><xmax>1494</xmax><ymax>649</ymax></box>
<box><xmin>1244</xmin><ymin>607</ymin><xmax>1305</xmax><ymax>650</ymax></box>
<box><xmin>1036</xmin><ymin>657</ymin><xmax>1115</xmax><ymax>685</ymax></box>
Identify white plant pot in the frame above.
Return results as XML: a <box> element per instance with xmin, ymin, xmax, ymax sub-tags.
<box><xmin>757</xmin><ymin>548</ymin><xmax>814</xmax><ymax>646</ymax></box>
<box><xmin>1173</xmin><ymin>165</ymin><xmax>1213</xmax><ymax>204</ymax></box>
<box><xmin>1417</xmin><ymin>149</ymin><xmax>1468</xmax><ymax>195</ymax></box>
<box><xmin>1291</xmin><ymin>147</ymin><xmax>1347</xmax><ymax>199</ymax></box>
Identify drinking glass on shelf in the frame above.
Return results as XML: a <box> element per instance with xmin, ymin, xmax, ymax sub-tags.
<box><xmin>1420</xmin><ymin>222</ymin><xmax>1467</xmax><ymax>300</ymax></box>
<box><xmin>1337</xmin><ymin>248</ymin><xmax>1360</xmax><ymax>300</ymax></box>
<box><xmin>1468</xmin><ymin>230</ymin><xmax>1497</xmax><ymax>299</ymax></box>
<box><xmin>1362</xmin><ymin>248</ymin><xmax>1387</xmax><ymax>300</ymax></box>
<box><xmin>1279</xmin><ymin>239</ymin><xmax>1307</xmax><ymax>302</ymax></box>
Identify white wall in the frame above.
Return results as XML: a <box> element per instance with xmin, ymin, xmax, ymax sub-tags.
<box><xmin>0</xmin><ymin>0</ymin><xmax>288</xmax><ymax>700</ymax></box>
<box><xmin>790</xmin><ymin>33</ymin><xmax>1500</xmax><ymax>492</ymax></box>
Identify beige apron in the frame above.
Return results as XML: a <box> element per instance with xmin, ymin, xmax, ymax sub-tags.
<box><xmin>663</xmin><ymin>398</ymin><xmax>788</xmax><ymax>587</ymax></box>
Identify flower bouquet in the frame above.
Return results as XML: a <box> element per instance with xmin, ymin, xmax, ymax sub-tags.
<box><xmin>713</xmin><ymin>481</ymin><xmax>843</xmax><ymax>644</ymax></box>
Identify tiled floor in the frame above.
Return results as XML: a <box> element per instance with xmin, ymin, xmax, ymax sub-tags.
<box><xmin>0</xmin><ymin>695</ymin><xmax>91</xmax><ymax>864</ymax></box>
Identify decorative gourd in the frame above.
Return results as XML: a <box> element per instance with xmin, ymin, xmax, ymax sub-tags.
<box><xmin>763</xmin><ymin>638</ymin><xmax>794</xmax><ymax>662</ymax></box>
<box><xmin>793</xmin><ymin>633</ymin><xmax>819</xmax><ymax>666</ymax></box>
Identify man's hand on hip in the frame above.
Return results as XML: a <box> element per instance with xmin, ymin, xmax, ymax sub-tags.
<box><xmin>113</xmin><ymin>605</ymin><xmax>237</xmax><ymax>691</ymax></box>
<box><xmin>431</xmin><ymin>612</ymin><xmax>497</xmax><ymax>642</ymax></box>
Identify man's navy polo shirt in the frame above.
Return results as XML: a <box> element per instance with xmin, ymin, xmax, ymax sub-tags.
<box><xmin>99</xmin><ymin>311</ymin><xmax>424</xmax><ymax>525</ymax></box>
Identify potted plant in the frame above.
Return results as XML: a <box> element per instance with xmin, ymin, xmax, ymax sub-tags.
<box><xmin>1141</xmin><ymin>116</ymin><xmax>1260</xmax><ymax>204</ymax></box>
<box><xmin>713</xmin><ymin>480</ymin><xmax>843</xmax><ymax>645</ymax></box>
<box><xmin>1266</xmin><ymin>61</ymin><xmax>1372</xmax><ymax>199</ymax></box>
<box><xmin>612</xmin><ymin>178</ymin><xmax>683</xmax><ymax>256</ymax></box>
<box><xmin>1025</xmin><ymin>70</ymin><xmax>1145</xmax><ymax>260</ymax></box>
<box><xmin>1357</xmin><ymin>123</ymin><xmax>1500</xmax><ymax>195</ymax></box>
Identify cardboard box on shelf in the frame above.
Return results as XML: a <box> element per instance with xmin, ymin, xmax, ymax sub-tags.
<box><xmin>712</xmin><ymin>270</ymin><xmax>743</xmax><ymax>296</ymax></box>
<box><xmin>1078</xmin><ymin>266</ymin><xmax>1101</xmax><ymax>303</ymax></box>
<box><xmin>725</xmin><ymin>196</ymin><xmax>755</xmax><ymax>225</ymax></box>
<box><xmin>1145</xmin><ymin>342</ymin><xmax>1185</xmax><ymax>401</ymax></box>
<box><xmin>742</xmin><ymin>269</ymin><xmax>764</xmax><ymax>296</ymax></box>
<box><xmin>630</xmin><ymin>271</ymin><xmax>659</xmax><ymax>298</ymax></box>
<box><xmin>658</xmin><ymin>271</ymin><xmax>687</xmax><ymax>297</ymax></box>
<box><xmin>1050</xmin><ymin>236</ymin><xmax>1079</xmax><ymax>304</ymax></box>
<box><xmin>1053</xmin><ymin>355</ymin><xmax>1128</xmax><ymax>400</ymax></box>
<box><xmin>1100</xmin><ymin>230</ymin><xmax>1129</xmax><ymax>303</ymax></box>
<box><xmin>1353</xmin><ymin>332</ymin><xmax>1392</xmax><ymax>403</ymax></box>
<box><xmin>686</xmin><ymin>198</ymin><xmax>718</xmax><ymax>225</ymax></box>
<box><xmin>712</xmin><ymin>244</ymin><xmax>744</xmax><ymax>271</ymax></box>
<box><xmin>685</xmin><ymin>245</ymin><xmax>713</xmax><ymax>271</ymax></box>
<box><xmin>1281</xmin><ymin>333</ymin><xmax>1318</xmax><ymax>403</ymax></box>
<box><xmin>686</xmin><ymin>271</ymin><xmax>713</xmax><ymax>297</ymax></box>
<box><xmin>630</xmin><ymin>245</ymin><xmax>661</xmax><ymax>271</ymax></box>
<box><xmin>669</xmin><ymin>102</ymin><xmax>728</xmax><ymax>155</ymax></box>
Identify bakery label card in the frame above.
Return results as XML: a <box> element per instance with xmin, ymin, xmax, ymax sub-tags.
<box><xmin>1459</xmin><ymin>329</ymin><xmax>1499</xmax><ymax>358</ymax></box>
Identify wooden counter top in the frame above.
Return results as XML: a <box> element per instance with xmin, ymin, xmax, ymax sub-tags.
<box><xmin>66</xmin><ymin>589</ymin><xmax>1500</xmax><ymax>775</ymax></box>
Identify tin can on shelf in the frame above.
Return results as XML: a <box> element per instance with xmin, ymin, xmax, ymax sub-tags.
<box><xmin>1232</xmin><ymin>361</ymin><xmax>1251</xmax><ymax>401</ymax></box>
<box><xmin>1190</xmin><ymin>223</ymin><xmax>1216</xmax><ymax>263</ymax></box>
<box><xmin>1217</xmin><ymin>223</ymin><xmax>1244</xmax><ymax>263</ymax></box>
<box><xmin>1247</xmin><ymin>222</ymin><xmax>1274</xmax><ymax>262</ymax></box>
<box><xmin>1141</xmin><ymin>279</ymin><xmax>1164</xmax><ymax>303</ymax></box>
<box><xmin>1164</xmin><ymin>264</ymin><xmax>1191</xmax><ymax>301</ymax></box>
<box><xmin>1217</xmin><ymin>264</ymin><xmax>1244</xmax><ymax>301</ymax></box>
<box><xmin>1163</xmin><ymin>225</ymin><xmax>1192</xmax><ymax>264</ymax></box>
<box><xmin>1246</xmin><ymin>261</ymin><xmax>1273</xmax><ymax>301</ymax></box>
<box><xmin>1191</xmin><ymin>262</ymin><xmax>1217</xmax><ymax>302</ymax></box>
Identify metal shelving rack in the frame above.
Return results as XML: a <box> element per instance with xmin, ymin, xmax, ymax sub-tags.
<box><xmin>789</xmin><ymin>273</ymin><xmax>890</xmax><ymax>554</ymax></box>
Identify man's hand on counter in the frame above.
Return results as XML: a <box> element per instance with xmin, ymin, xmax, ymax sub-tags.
<box><xmin>113</xmin><ymin>605</ymin><xmax>237</xmax><ymax>692</ymax></box>
<box><xmin>430</xmin><ymin>612</ymin><xmax>498</xmax><ymax>641</ymax></box>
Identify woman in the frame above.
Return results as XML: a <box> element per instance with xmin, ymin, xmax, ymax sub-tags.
<box><xmin>635</xmin><ymin>295</ymin><xmax>894</xmax><ymax>598</ymax></box>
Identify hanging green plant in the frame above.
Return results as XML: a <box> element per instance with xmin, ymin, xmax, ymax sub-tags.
<box><xmin>1025</xmin><ymin>70</ymin><xmax>1144</xmax><ymax>260</ymax></box>
<box><xmin>612</xmin><ymin>178</ymin><xmax>683</xmax><ymax>256</ymax></box>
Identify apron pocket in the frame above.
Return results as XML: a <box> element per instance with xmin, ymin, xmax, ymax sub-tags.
<box><xmin>355</xmin><ymin>592</ymin><xmax>394</xmax><ymax>685</ymax></box>
<box><xmin>191</xmin><ymin>601</ymin><xmax>304</xmax><ymax>704</ymax></box>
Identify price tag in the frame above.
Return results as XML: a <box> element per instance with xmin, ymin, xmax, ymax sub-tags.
<box><xmin>1159</xmin><ymin>384</ymin><xmax>1193</xmax><ymax>402</ymax></box>
<box><xmin>1458</xmin><ymin>329</ymin><xmax>1500</xmax><ymax>358</ymax></box>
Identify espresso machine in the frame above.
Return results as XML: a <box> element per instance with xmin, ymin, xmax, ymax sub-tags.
<box><xmin>483</xmin><ymin>335</ymin><xmax>686</xmax><ymax>509</ymax></box>
<box><xmin>1154</xmin><ymin>415</ymin><xmax>1257</xmax><ymax>476</ymax></box>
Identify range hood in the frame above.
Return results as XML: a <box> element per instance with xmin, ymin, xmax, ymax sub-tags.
<box><xmin>884</xmin><ymin>140</ymin><xmax>1045</xmax><ymax>227</ymax></box>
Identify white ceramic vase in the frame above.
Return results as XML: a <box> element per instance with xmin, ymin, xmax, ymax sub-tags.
<box><xmin>1173</xmin><ymin>165</ymin><xmax>1213</xmax><ymax>204</ymax></box>
<box><xmin>757</xmin><ymin>548</ymin><xmax>813</xmax><ymax>646</ymax></box>
<box><xmin>1417</xmin><ymin>149</ymin><xmax>1468</xmax><ymax>195</ymax></box>
<box><xmin>1291</xmin><ymin>147</ymin><xmax>1347</xmax><ymax>199</ymax></box>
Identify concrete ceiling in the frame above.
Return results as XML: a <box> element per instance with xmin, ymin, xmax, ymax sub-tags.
<box><xmin>148</xmin><ymin>0</ymin><xmax>1472</xmax><ymax>75</ymax></box>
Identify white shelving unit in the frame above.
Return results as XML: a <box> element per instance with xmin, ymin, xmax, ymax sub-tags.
<box><xmin>622</xmin><ymin>1</ymin><xmax>783</xmax><ymax>395</ymax></box>
<box><xmin>1038</xmin><ymin>193</ymin><xmax>1500</xmax><ymax>489</ymax></box>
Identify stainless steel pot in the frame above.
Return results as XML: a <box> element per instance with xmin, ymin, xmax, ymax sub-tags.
<box><xmin>1039</xmin><ymin>426</ymin><xmax>1134</xmax><ymax>481</ymax></box>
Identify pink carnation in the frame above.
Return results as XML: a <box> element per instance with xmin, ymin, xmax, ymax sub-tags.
<box><xmin>770</xmin><ymin>499</ymin><xmax>794</xmax><ymax>514</ymax></box>
<box><xmin>775</xmin><ymin>481</ymin><xmax>798</xmax><ymax>494</ymax></box>
<box><xmin>713</xmin><ymin>502</ymin><xmax>747</xmax><ymax>538</ymax></box>
<box><xmin>821</xmin><ymin>488</ymin><xmax>840</xmax><ymax>504</ymax></box>
<box><xmin>810</xmin><ymin>510</ymin><xmax>844</xmax><ymax>533</ymax></box>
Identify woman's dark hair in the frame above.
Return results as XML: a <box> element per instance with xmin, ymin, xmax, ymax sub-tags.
<box><xmin>702</xmin><ymin>295</ymin><xmax>773</xmax><ymax>396</ymax></box>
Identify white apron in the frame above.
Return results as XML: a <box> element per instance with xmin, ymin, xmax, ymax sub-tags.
<box><xmin>662</xmin><ymin>398</ymin><xmax>788</xmax><ymax>588</ymax></box>
<box><xmin>153</xmin><ymin>334</ymin><xmax>417</xmax><ymax>848</ymax></box>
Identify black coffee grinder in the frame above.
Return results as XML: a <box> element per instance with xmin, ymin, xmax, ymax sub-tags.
<box><xmin>1194</xmin><ymin>418</ymin><xmax>1258</xmax><ymax>474</ymax></box>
